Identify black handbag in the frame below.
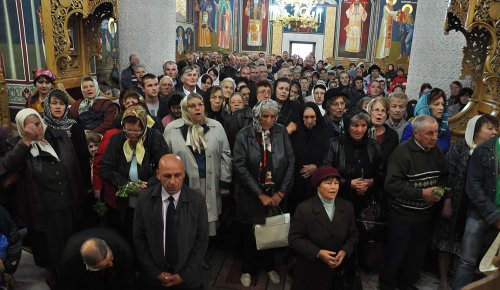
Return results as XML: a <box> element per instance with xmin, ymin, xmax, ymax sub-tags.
<box><xmin>357</xmin><ymin>197</ymin><xmax>388</xmax><ymax>237</ymax></box>
<box><xmin>78</xmin><ymin>109</ymin><xmax>103</xmax><ymax>131</ymax></box>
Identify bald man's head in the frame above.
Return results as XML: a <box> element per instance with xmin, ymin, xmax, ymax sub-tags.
<box><xmin>157</xmin><ymin>154</ymin><xmax>186</xmax><ymax>194</ymax></box>
<box><xmin>81</xmin><ymin>238</ymin><xmax>113</xmax><ymax>271</ymax></box>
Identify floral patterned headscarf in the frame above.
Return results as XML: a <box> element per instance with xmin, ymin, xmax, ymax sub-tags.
<box><xmin>121</xmin><ymin>105</ymin><xmax>155</xmax><ymax>165</ymax></box>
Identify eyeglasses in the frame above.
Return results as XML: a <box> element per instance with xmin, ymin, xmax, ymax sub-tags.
<box><xmin>123</xmin><ymin>129</ymin><xmax>144</xmax><ymax>135</ymax></box>
<box><xmin>257</xmin><ymin>89</ymin><xmax>271</xmax><ymax>95</ymax></box>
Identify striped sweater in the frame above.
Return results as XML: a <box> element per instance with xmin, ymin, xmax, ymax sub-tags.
<box><xmin>385</xmin><ymin>138</ymin><xmax>448</xmax><ymax>222</ymax></box>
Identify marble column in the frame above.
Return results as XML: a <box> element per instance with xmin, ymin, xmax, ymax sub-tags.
<box><xmin>118</xmin><ymin>0</ymin><xmax>176</xmax><ymax>75</ymax></box>
<box><xmin>406</xmin><ymin>0</ymin><xmax>469</xmax><ymax>99</ymax></box>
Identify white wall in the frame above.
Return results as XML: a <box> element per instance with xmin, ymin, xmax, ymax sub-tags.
<box><xmin>118</xmin><ymin>0</ymin><xmax>176</xmax><ymax>75</ymax></box>
<box><xmin>406</xmin><ymin>0</ymin><xmax>468</xmax><ymax>99</ymax></box>
<box><xmin>281</xmin><ymin>33</ymin><xmax>324</xmax><ymax>62</ymax></box>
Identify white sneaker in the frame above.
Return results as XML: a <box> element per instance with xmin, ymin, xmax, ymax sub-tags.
<box><xmin>268</xmin><ymin>270</ymin><xmax>281</xmax><ymax>284</ymax></box>
<box><xmin>240</xmin><ymin>273</ymin><xmax>251</xmax><ymax>287</ymax></box>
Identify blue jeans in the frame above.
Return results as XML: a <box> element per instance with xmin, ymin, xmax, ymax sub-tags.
<box><xmin>451</xmin><ymin>215</ymin><xmax>496</xmax><ymax>290</ymax></box>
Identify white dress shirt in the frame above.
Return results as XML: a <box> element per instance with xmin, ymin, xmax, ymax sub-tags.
<box><xmin>161</xmin><ymin>187</ymin><xmax>180</xmax><ymax>255</ymax></box>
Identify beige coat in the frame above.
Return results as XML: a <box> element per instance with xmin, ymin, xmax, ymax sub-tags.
<box><xmin>163</xmin><ymin>118</ymin><xmax>232</xmax><ymax>223</ymax></box>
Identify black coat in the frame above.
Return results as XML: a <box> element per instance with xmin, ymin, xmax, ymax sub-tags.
<box><xmin>58</xmin><ymin>227</ymin><xmax>136</xmax><ymax>290</ymax></box>
<box><xmin>277</xmin><ymin>100</ymin><xmax>301</xmax><ymax>127</ymax></box>
<box><xmin>233</xmin><ymin>124</ymin><xmax>295</xmax><ymax>224</ymax></box>
<box><xmin>69</xmin><ymin>123</ymin><xmax>92</xmax><ymax>192</ymax></box>
<box><xmin>99</xmin><ymin>129</ymin><xmax>170</xmax><ymax>217</ymax></box>
<box><xmin>466</xmin><ymin>136</ymin><xmax>500</xmax><ymax>224</ymax></box>
<box><xmin>133</xmin><ymin>184</ymin><xmax>208</xmax><ymax>288</ymax></box>
<box><xmin>289</xmin><ymin>196</ymin><xmax>359</xmax><ymax>290</ymax></box>
<box><xmin>323</xmin><ymin>135</ymin><xmax>385</xmax><ymax>214</ymax></box>
<box><xmin>0</xmin><ymin>128</ymin><xmax>86</xmax><ymax>230</ymax></box>
<box><xmin>290</xmin><ymin>103</ymin><xmax>334</xmax><ymax>212</ymax></box>
<box><xmin>379</xmin><ymin>124</ymin><xmax>399</xmax><ymax>161</ymax></box>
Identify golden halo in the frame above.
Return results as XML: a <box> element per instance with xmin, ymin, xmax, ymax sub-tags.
<box><xmin>108</xmin><ymin>17</ymin><xmax>117</xmax><ymax>33</ymax></box>
<box><xmin>402</xmin><ymin>4</ymin><xmax>413</xmax><ymax>14</ymax></box>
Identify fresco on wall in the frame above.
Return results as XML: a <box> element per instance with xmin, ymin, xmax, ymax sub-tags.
<box><xmin>335</xmin><ymin>0</ymin><xmax>375</xmax><ymax>60</ymax></box>
<box><xmin>240</xmin><ymin>0</ymin><xmax>270</xmax><ymax>52</ymax></box>
<box><xmin>374</xmin><ymin>0</ymin><xmax>417</xmax><ymax>64</ymax></box>
<box><xmin>176</xmin><ymin>26</ymin><xmax>186</xmax><ymax>56</ymax></box>
<box><xmin>194</xmin><ymin>0</ymin><xmax>235</xmax><ymax>52</ymax></box>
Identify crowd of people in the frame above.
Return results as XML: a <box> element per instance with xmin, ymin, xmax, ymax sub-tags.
<box><xmin>0</xmin><ymin>50</ymin><xmax>498</xmax><ymax>290</ymax></box>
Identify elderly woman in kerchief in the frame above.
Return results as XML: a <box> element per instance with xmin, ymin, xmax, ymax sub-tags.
<box><xmin>43</xmin><ymin>89</ymin><xmax>92</xmax><ymax>193</ymax></box>
<box><xmin>289</xmin><ymin>166</ymin><xmax>359</xmax><ymax>290</ymax></box>
<box><xmin>0</xmin><ymin>108</ymin><xmax>86</xmax><ymax>280</ymax></box>
<box><xmin>433</xmin><ymin>115</ymin><xmax>499</xmax><ymax>290</ymax></box>
<box><xmin>100</xmin><ymin>105</ymin><xmax>169</xmax><ymax>241</ymax></box>
<box><xmin>163</xmin><ymin>93</ymin><xmax>232</xmax><ymax>266</ymax></box>
<box><xmin>27</xmin><ymin>68</ymin><xmax>57</xmax><ymax>114</ymax></box>
<box><xmin>401</xmin><ymin>88</ymin><xmax>451</xmax><ymax>153</ymax></box>
<box><xmin>69</xmin><ymin>76</ymin><xmax>118</xmax><ymax>134</ymax></box>
<box><xmin>233</xmin><ymin>99</ymin><xmax>295</xmax><ymax>287</ymax></box>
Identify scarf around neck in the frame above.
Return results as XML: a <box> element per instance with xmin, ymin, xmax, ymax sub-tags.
<box><xmin>15</xmin><ymin>108</ymin><xmax>60</xmax><ymax>161</ymax></box>
<box><xmin>180</xmin><ymin>97</ymin><xmax>208</xmax><ymax>154</ymax></box>
<box><xmin>121</xmin><ymin>105</ymin><xmax>155</xmax><ymax>166</ymax></box>
<box><xmin>43</xmin><ymin>90</ymin><xmax>76</xmax><ymax>131</ymax></box>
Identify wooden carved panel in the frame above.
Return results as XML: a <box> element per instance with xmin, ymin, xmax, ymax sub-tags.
<box><xmin>446</xmin><ymin>0</ymin><xmax>499</xmax><ymax>138</ymax></box>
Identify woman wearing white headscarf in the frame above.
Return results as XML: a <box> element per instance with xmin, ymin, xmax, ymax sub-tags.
<box><xmin>0</xmin><ymin>108</ymin><xmax>86</xmax><ymax>278</ymax></box>
<box><xmin>69</xmin><ymin>76</ymin><xmax>118</xmax><ymax>134</ymax></box>
<box><xmin>431</xmin><ymin>115</ymin><xmax>499</xmax><ymax>290</ymax></box>
<box><xmin>163</xmin><ymin>93</ymin><xmax>232</xmax><ymax>238</ymax></box>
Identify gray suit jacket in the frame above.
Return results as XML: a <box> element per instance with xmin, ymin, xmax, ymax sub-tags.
<box><xmin>133</xmin><ymin>184</ymin><xmax>208</xmax><ymax>288</ymax></box>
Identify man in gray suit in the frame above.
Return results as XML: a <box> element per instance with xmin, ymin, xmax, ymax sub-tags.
<box><xmin>134</xmin><ymin>154</ymin><xmax>208</xmax><ymax>289</ymax></box>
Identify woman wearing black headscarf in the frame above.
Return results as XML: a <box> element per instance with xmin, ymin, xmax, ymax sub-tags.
<box><xmin>290</xmin><ymin>103</ymin><xmax>335</xmax><ymax>214</ymax></box>
<box><xmin>322</xmin><ymin>107</ymin><xmax>385</xmax><ymax>270</ymax></box>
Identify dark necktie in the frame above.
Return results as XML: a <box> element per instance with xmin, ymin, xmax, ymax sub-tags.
<box><xmin>165</xmin><ymin>196</ymin><xmax>178</xmax><ymax>267</ymax></box>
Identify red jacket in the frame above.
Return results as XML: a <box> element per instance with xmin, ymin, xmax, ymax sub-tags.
<box><xmin>92</xmin><ymin>128</ymin><xmax>121</xmax><ymax>209</ymax></box>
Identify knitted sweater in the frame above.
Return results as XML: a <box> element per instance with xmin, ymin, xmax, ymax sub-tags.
<box><xmin>385</xmin><ymin>137</ymin><xmax>448</xmax><ymax>223</ymax></box>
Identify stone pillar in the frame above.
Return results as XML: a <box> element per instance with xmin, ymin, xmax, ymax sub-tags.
<box><xmin>406</xmin><ymin>0</ymin><xmax>468</xmax><ymax>99</ymax></box>
<box><xmin>118</xmin><ymin>0</ymin><xmax>176</xmax><ymax>75</ymax></box>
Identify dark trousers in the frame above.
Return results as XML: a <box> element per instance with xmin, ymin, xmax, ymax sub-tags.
<box><xmin>240</xmin><ymin>223</ymin><xmax>275</xmax><ymax>274</ymax></box>
<box><xmin>379</xmin><ymin>213</ymin><xmax>433</xmax><ymax>290</ymax></box>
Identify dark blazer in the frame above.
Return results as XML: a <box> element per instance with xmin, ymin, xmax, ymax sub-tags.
<box><xmin>289</xmin><ymin>196</ymin><xmax>359</xmax><ymax>290</ymax></box>
<box><xmin>58</xmin><ymin>227</ymin><xmax>136</xmax><ymax>290</ymax></box>
<box><xmin>157</xmin><ymin>96</ymin><xmax>171</xmax><ymax>121</ymax></box>
<box><xmin>233</xmin><ymin>124</ymin><xmax>295</xmax><ymax>224</ymax></box>
<box><xmin>133</xmin><ymin>184</ymin><xmax>208</xmax><ymax>288</ymax></box>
